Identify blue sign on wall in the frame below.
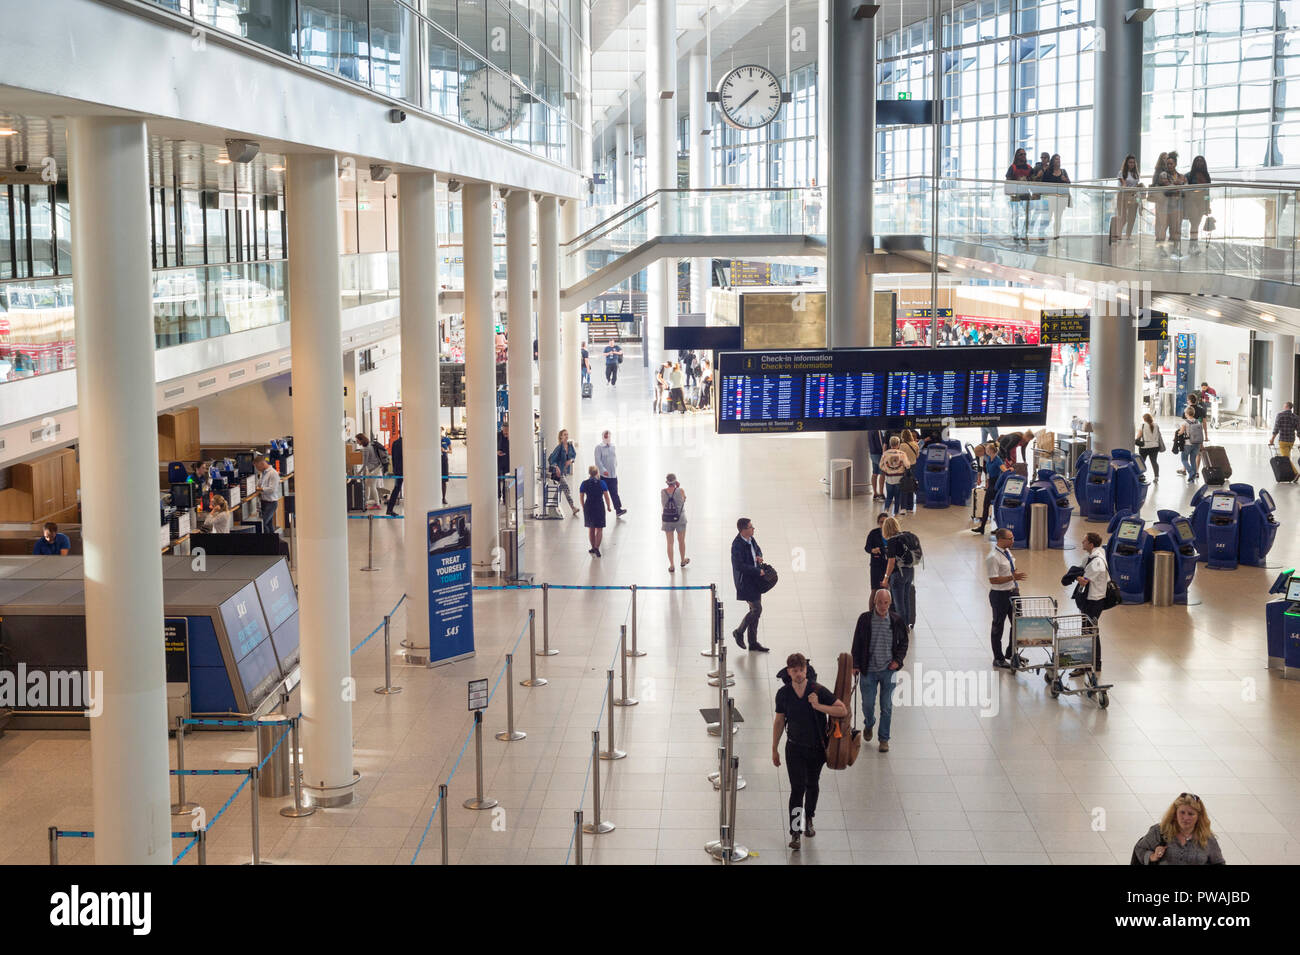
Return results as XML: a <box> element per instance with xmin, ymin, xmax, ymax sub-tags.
<box><xmin>427</xmin><ymin>505</ymin><xmax>475</xmax><ymax>666</ymax></box>
<box><xmin>1175</xmin><ymin>332</ymin><xmax>1197</xmax><ymax>414</ymax></box>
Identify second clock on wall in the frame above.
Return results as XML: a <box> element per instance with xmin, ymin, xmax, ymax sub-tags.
<box><xmin>717</xmin><ymin>64</ymin><xmax>784</xmax><ymax>131</ymax></box>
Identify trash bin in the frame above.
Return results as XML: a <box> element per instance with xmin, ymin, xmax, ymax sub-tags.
<box><xmin>829</xmin><ymin>458</ymin><xmax>853</xmax><ymax>499</ymax></box>
<box><xmin>1152</xmin><ymin>551</ymin><xmax>1174</xmax><ymax>607</ymax></box>
<box><xmin>257</xmin><ymin>716</ymin><xmax>291</xmax><ymax>797</ymax></box>
<box><xmin>1029</xmin><ymin>502</ymin><xmax>1048</xmax><ymax>550</ymax></box>
<box><xmin>499</xmin><ymin>527</ymin><xmax>518</xmax><ymax>578</ymax></box>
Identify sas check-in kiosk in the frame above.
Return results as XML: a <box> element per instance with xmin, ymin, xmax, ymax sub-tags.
<box><xmin>1028</xmin><ymin>470</ymin><xmax>1074</xmax><ymax>548</ymax></box>
<box><xmin>1149</xmin><ymin>509</ymin><xmax>1199</xmax><ymax>604</ymax></box>
<box><xmin>1204</xmin><ymin>491</ymin><xmax>1240</xmax><ymax>569</ymax></box>
<box><xmin>1238</xmin><ymin>488</ymin><xmax>1279</xmax><ymax>568</ymax></box>
<box><xmin>1189</xmin><ymin>483</ymin><xmax>1280</xmax><ymax>570</ymax></box>
<box><xmin>1264</xmin><ymin>570</ymin><xmax>1296</xmax><ymax>674</ymax></box>
<box><xmin>1076</xmin><ymin>449</ymin><xmax>1148</xmax><ymax>522</ymax></box>
<box><xmin>1107</xmin><ymin>515</ymin><xmax>1153</xmax><ymax>604</ymax></box>
<box><xmin>920</xmin><ymin>440</ymin><xmax>975</xmax><ymax>509</ymax></box>
<box><xmin>995</xmin><ymin>475</ymin><xmax>1031</xmax><ymax>548</ymax></box>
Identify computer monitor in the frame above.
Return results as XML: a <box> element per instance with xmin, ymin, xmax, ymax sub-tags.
<box><xmin>1051</xmin><ymin>476</ymin><xmax>1069</xmax><ymax>496</ymax></box>
<box><xmin>1259</xmin><ymin>489</ymin><xmax>1275</xmax><ymax>511</ymax></box>
<box><xmin>170</xmin><ymin>482</ymin><xmax>195</xmax><ymax>510</ymax></box>
<box><xmin>1117</xmin><ymin>521</ymin><xmax>1141</xmax><ymax>542</ymax></box>
<box><xmin>235</xmin><ymin>452</ymin><xmax>255</xmax><ymax>476</ymax></box>
<box><xmin>1089</xmin><ymin>456</ymin><xmax>1111</xmax><ymax>475</ymax></box>
<box><xmin>926</xmin><ymin>445</ymin><xmax>947</xmax><ymax>462</ymax></box>
<box><xmin>1210</xmin><ymin>493</ymin><xmax>1236</xmax><ymax>513</ymax></box>
<box><xmin>1003</xmin><ymin>476</ymin><xmax>1025</xmax><ymax>497</ymax></box>
<box><xmin>1173</xmin><ymin>519</ymin><xmax>1196</xmax><ymax>545</ymax></box>
<box><xmin>1286</xmin><ymin>576</ymin><xmax>1300</xmax><ymax>603</ymax></box>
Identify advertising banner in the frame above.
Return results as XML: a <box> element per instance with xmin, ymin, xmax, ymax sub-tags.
<box><xmin>427</xmin><ymin>505</ymin><xmax>475</xmax><ymax>666</ymax></box>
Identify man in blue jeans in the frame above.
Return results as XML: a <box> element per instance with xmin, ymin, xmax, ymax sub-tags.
<box><xmin>851</xmin><ymin>588</ymin><xmax>909</xmax><ymax>753</ymax></box>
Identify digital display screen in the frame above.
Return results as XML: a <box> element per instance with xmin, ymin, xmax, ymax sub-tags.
<box><xmin>234</xmin><ymin>638</ymin><xmax>281</xmax><ymax>711</ymax></box>
<box><xmin>1287</xmin><ymin>577</ymin><xmax>1300</xmax><ymax>603</ymax></box>
<box><xmin>716</xmin><ymin>346</ymin><xmax>1051</xmax><ymax>434</ymax></box>
<box><xmin>1173</xmin><ymin>519</ymin><xmax>1195</xmax><ymax>544</ymax></box>
<box><xmin>1210</xmin><ymin>494</ymin><xmax>1236</xmax><ymax>513</ymax></box>
<box><xmin>1117</xmin><ymin>521</ymin><xmax>1142</xmax><ymax>542</ymax></box>
<box><xmin>1051</xmin><ymin>476</ymin><xmax>1070</xmax><ymax>496</ymax></box>
<box><xmin>1002</xmin><ymin>476</ymin><xmax>1026</xmax><ymax>497</ymax></box>
<box><xmin>926</xmin><ymin>445</ymin><xmax>948</xmax><ymax>462</ymax></box>
<box><xmin>269</xmin><ymin>612</ymin><xmax>300</xmax><ymax>672</ymax></box>
<box><xmin>1089</xmin><ymin>456</ymin><xmax>1111</xmax><ymax>475</ymax></box>
<box><xmin>1260</xmin><ymin>490</ymin><xmax>1275</xmax><ymax>510</ymax></box>
<box><xmin>254</xmin><ymin>560</ymin><xmax>298</xmax><ymax>633</ymax></box>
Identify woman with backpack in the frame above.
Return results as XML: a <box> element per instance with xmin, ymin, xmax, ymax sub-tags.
<box><xmin>879</xmin><ymin>437</ymin><xmax>909</xmax><ymax>516</ymax></box>
<box><xmin>879</xmin><ymin>516</ymin><xmax>918</xmax><ymax>630</ymax></box>
<box><xmin>1135</xmin><ymin>412</ymin><xmax>1164</xmax><ymax>481</ymax></box>
<box><xmin>1175</xmin><ymin>408</ymin><xmax>1205</xmax><ymax>484</ymax></box>
<box><xmin>1062</xmin><ymin>531</ymin><xmax>1109</xmax><ymax>676</ymax></box>
<box><xmin>661</xmin><ymin>473</ymin><xmax>689</xmax><ymax>572</ymax></box>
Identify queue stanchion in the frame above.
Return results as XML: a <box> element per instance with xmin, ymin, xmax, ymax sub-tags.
<box><xmin>725</xmin><ymin>754</ymin><xmax>748</xmax><ymax>862</ymax></box>
<box><xmin>462</xmin><ymin>711</ymin><xmax>498</xmax><ymax>810</ymax></box>
<box><xmin>708</xmin><ymin>633</ymin><xmax>733</xmax><ymax>686</ymax></box>
<box><xmin>706</xmin><ymin>645</ymin><xmax>731</xmax><ymax>736</ymax></box>
<box><xmin>521</xmin><ymin>609</ymin><xmax>547</xmax><ymax>687</ymax></box>
<box><xmin>582</xmin><ymin>731</ymin><xmax>615</xmax><ymax>834</ymax></box>
<box><xmin>705</xmin><ymin>745</ymin><xmax>728</xmax><ymax>857</ymax></box>
<box><xmin>171</xmin><ymin>715</ymin><xmax>198</xmax><ymax>814</ymax></box>
<box><xmin>374</xmin><ymin>613</ymin><xmax>402</xmax><ymax>695</ymax></box>
<box><xmin>495</xmin><ymin>654</ymin><xmax>526</xmax><ymax>741</ymax></box>
<box><xmin>708</xmin><ymin>693</ymin><xmax>745</xmax><ymax>788</ymax></box>
<box><xmin>600</xmin><ymin>669</ymin><xmax>626</xmax><ymax>760</ymax></box>
<box><xmin>48</xmin><ymin>826</ymin><xmax>58</xmax><ymax>866</ymax></box>
<box><xmin>702</xmin><ymin>585</ymin><xmax>719</xmax><ymax>657</ymax></box>
<box><xmin>244</xmin><ymin>766</ymin><xmax>270</xmax><ymax>865</ymax></box>
<box><xmin>538</xmin><ymin>583</ymin><xmax>557</xmax><ymax>656</ymax></box>
<box><xmin>361</xmin><ymin>512</ymin><xmax>380</xmax><ymax>572</ymax></box>
<box><xmin>439</xmin><ymin>784</ymin><xmax>450</xmax><ymax>865</ymax></box>
<box><xmin>574</xmin><ymin>811</ymin><xmax>584</xmax><ymax>865</ymax></box>
<box><xmin>627</xmin><ymin>584</ymin><xmax>645</xmax><ymax>657</ymax></box>
<box><xmin>196</xmin><ymin>826</ymin><xmax>208</xmax><ymax>866</ymax></box>
<box><xmin>613</xmin><ymin>626</ymin><xmax>638</xmax><ymax>707</ymax></box>
<box><xmin>280</xmin><ymin>715</ymin><xmax>315</xmax><ymax>818</ymax></box>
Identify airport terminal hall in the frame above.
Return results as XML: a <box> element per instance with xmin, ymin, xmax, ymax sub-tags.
<box><xmin>2</xmin><ymin>0</ymin><xmax>1300</xmax><ymax>908</ymax></box>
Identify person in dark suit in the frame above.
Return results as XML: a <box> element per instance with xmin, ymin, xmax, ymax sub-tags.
<box><xmin>385</xmin><ymin>435</ymin><xmax>404</xmax><ymax>515</ymax></box>
<box><xmin>730</xmin><ymin>517</ymin><xmax>771</xmax><ymax>652</ymax></box>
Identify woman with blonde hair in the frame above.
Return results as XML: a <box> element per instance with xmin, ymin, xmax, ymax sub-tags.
<box><xmin>203</xmin><ymin>495</ymin><xmax>232</xmax><ymax>534</ymax></box>
<box><xmin>1150</xmin><ymin>151</ymin><xmax>1168</xmax><ymax>242</ymax></box>
<box><xmin>1132</xmin><ymin>793</ymin><xmax>1225</xmax><ymax>865</ymax></box>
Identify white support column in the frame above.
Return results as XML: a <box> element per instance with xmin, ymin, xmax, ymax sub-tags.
<box><xmin>66</xmin><ymin>117</ymin><xmax>170</xmax><ymax>864</ymax></box>
<box><xmin>817</xmin><ymin>0</ymin><xmax>830</xmax><ymax>190</ymax></box>
<box><xmin>615</xmin><ymin>122</ymin><xmax>630</xmax><ymax>206</ymax></box>
<box><xmin>506</xmin><ymin>190</ymin><xmax>536</xmax><ymax>512</ymax></box>
<box><xmin>538</xmin><ymin>195</ymin><xmax>562</xmax><ymax>497</ymax></box>
<box><xmin>689</xmin><ymin>49</ymin><xmax>711</xmax><ymax>316</ymax></box>
<box><xmin>1089</xmin><ymin>299</ymin><xmax>1138</xmax><ymax>454</ymax></box>
<box><xmin>561</xmin><ymin>198</ymin><xmax>581</xmax><ymax>434</ymax></box>
<box><xmin>399</xmin><ymin>171</ymin><xmax>440</xmax><ymax>649</ymax></box>
<box><xmin>1272</xmin><ymin>333</ymin><xmax>1296</xmax><ymax>423</ymax></box>
<box><xmin>462</xmin><ymin>182</ymin><xmax>499</xmax><ymax>573</ymax></box>
<box><xmin>285</xmin><ymin>152</ymin><xmax>355</xmax><ymax>806</ymax></box>
<box><xmin>645</xmin><ymin>0</ymin><xmax>676</xmax><ymax>369</ymax></box>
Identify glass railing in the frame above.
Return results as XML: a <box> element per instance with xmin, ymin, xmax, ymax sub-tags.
<box><xmin>1</xmin><ymin>261</ymin><xmax>289</xmax><ymax>386</ymax></box>
<box><xmin>873</xmin><ymin>176</ymin><xmax>1300</xmax><ymax>286</ymax></box>
<box><xmin>136</xmin><ymin>0</ymin><xmax>582</xmax><ymax>168</ymax></box>
<box><xmin>340</xmin><ymin>251</ymin><xmax>400</xmax><ymax>308</ymax></box>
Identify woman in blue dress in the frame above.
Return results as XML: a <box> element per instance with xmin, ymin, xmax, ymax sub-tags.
<box><xmin>579</xmin><ymin>465</ymin><xmax>613</xmax><ymax>557</ymax></box>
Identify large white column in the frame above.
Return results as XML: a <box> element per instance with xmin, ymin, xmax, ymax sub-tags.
<box><xmin>645</xmin><ymin>0</ymin><xmax>676</xmax><ymax>369</ymax></box>
<box><xmin>538</xmin><ymin>195</ymin><xmax>562</xmax><ymax>485</ymax></box>
<box><xmin>399</xmin><ymin>172</ymin><xmax>440</xmax><ymax>648</ymax></box>
<box><xmin>689</xmin><ymin>49</ymin><xmax>711</xmax><ymax>316</ymax></box>
<box><xmin>1089</xmin><ymin>299</ymin><xmax>1138</xmax><ymax>454</ymax></box>
<box><xmin>462</xmin><ymin>182</ymin><xmax>499</xmax><ymax>572</ymax></box>
<box><xmin>816</xmin><ymin>0</ymin><xmax>830</xmax><ymax>189</ymax></box>
<box><xmin>615</xmin><ymin>122</ymin><xmax>630</xmax><ymax>206</ymax></box>
<box><xmin>506</xmin><ymin>190</ymin><xmax>535</xmax><ymax>512</ymax></box>
<box><xmin>1272</xmin><ymin>333</ymin><xmax>1296</xmax><ymax>422</ymax></box>
<box><xmin>66</xmin><ymin>117</ymin><xmax>170</xmax><ymax>864</ymax></box>
<box><xmin>561</xmin><ymin>198</ymin><xmax>581</xmax><ymax>435</ymax></box>
<box><xmin>286</xmin><ymin>153</ymin><xmax>355</xmax><ymax>806</ymax></box>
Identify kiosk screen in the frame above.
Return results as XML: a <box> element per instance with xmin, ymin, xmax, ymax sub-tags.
<box><xmin>1003</xmin><ymin>476</ymin><xmax>1026</xmax><ymax>497</ymax></box>
<box><xmin>1260</xmin><ymin>490</ymin><xmax>1275</xmax><ymax>511</ymax></box>
<box><xmin>1210</xmin><ymin>494</ymin><xmax>1236</xmax><ymax>514</ymax></box>
<box><xmin>1088</xmin><ymin>456</ymin><xmax>1111</xmax><ymax>475</ymax></box>
<box><xmin>1173</xmin><ymin>519</ymin><xmax>1196</xmax><ymax>545</ymax></box>
<box><xmin>1287</xmin><ymin>577</ymin><xmax>1300</xmax><ymax>603</ymax></box>
<box><xmin>926</xmin><ymin>445</ymin><xmax>947</xmax><ymax>463</ymax></box>
<box><xmin>1117</xmin><ymin>521</ymin><xmax>1142</xmax><ymax>542</ymax></box>
<box><xmin>1051</xmin><ymin>476</ymin><xmax>1070</xmax><ymax>496</ymax></box>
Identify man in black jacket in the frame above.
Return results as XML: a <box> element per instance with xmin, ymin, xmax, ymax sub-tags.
<box><xmin>385</xmin><ymin>435</ymin><xmax>404</xmax><ymax>516</ymax></box>
<box><xmin>850</xmin><ymin>589</ymin><xmax>909</xmax><ymax>753</ymax></box>
<box><xmin>730</xmin><ymin>517</ymin><xmax>771</xmax><ymax>652</ymax></box>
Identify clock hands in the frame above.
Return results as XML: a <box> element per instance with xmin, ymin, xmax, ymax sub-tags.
<box><xmin>737</xmin><ymin>89</ymin><xmax>759</xmax><ymax>110</ymax></box>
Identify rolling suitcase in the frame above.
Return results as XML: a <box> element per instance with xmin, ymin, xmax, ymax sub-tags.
<box><xmin>1271</xmin><ymin>455</ymin><xmax>1299</xmax><ymax>483</ymax></box>
<box><xmin>1201</xmin><ymin>446</ymin><xmax>1231</xmax><ymax>486</ymax></box>
<box><xmin>581</xmin><ymin>380</ymin><xmax>593</xmax><ymax>399</ymax></box>
<box><xmin>347</xmin><ymin>477</ymin><xmax>365</xmax><ymax>511</ymax></box>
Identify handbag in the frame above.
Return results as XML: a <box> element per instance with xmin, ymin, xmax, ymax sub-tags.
<box><xmin>756</xmin><ymin>562</ymin><xmax>779</xmax><ymax>594</ymax></box>
<box><xmin>1203</xmin><ymin>215</ymin><xmax>1216</xmax><ymax>233</ymax></box>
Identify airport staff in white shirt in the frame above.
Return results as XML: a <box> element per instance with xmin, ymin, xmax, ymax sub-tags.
<box><xmin>987</xmin><ymin>527</ymin><xmax>1027</xmax><ymax>669</ymax></box>
<box><xmin>253</xmin><ymin>454</ymin><xmax>281</xmax><ymax>534</ymax></box>
<box><xmin>594</xmin><ymin>430</ymin><xmax>627</xmax><ymax>517</ymax></box>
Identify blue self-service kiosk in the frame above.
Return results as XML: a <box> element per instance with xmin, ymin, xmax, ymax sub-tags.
<box><xmin>1281</xmin><ymin>575</ymin><xmax>1300</xmax><ymax>680</ymax></box>
<box><xmin>994</xmin><ymin>474</ymin><xmax>1031</xmax><ymax>548</ymax></box>
<box><xmin>946</xmin><ymin>439</ymin><xmax>975</xmax><ymax>506</ymax></box>
<box><xmin>1110</xmin><ymin>449</ymin><xmax>1149</xmax><ymax>516</ymax></box>
<box><xmin>1265</xmin><ymin>570</ymin><xmax>1295</xmax><ymax>671</ymax></box>
<box><xmin>1028</xmin><ymin>469</ymin><xmax>1074</xmax><ymax>548</ymax></box>
<box><xmin>1082</xmin><ymin>453</ymin><xmax>1114</xmax><ymax>521</ymax></box>
<box><xmin>1078</xmin><ymin>449</ymin><xmax>1147</xmax><ymax>521</ymax></box>
<box><xmin>1238</xmin><ymin>488</ymin><xmax>1279</xmax><ymax>568</ymax></box>
<box><xmin>1204</xmin><ymin>490</ymin><xmax>1241</xmax><ymax>569</ymax></box>
<box><xmin>921</xmin><ymin>444</ymin><xmax>955</xmax><ymax>508</ymax></box>
<box><xmin>1149</xmin><ymin>509</ymin><xmax>1199</xmax><ymax>604</ymax></box>
<box><xmin>1108</xmin><ymin>515</ymin><xmax>1153</xmax><ymax>604</ymax></box>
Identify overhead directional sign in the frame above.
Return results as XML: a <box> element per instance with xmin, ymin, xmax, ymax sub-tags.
<box><xmin>1039</xmin><ymin>309</ymin><xmax>1091</xmax><ymax>344</ymax></box>
<box><xmin>1137</xmin><ymin>308</ymin><xmax>1170</xmax><ymax>341</ymax></box>
<box><xmin>581</xmin><ymin>312</ymin><xmax>633</xmax><ymax>323</ymax></box>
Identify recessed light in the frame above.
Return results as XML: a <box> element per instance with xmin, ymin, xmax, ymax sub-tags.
<box><xmin>0</xmin><ymin>128</ymin><xmax>17</xmax><ymax>137</ymax></box>
<box><xmin>1260</xmin><ymin>313</ymin><xmax>1276</xmax><ymax>322</ymax></box>
<box><xmin>1205</xmin><ymin>309</ymin><xmax>1221</xmax><ymax>317</ymax></box>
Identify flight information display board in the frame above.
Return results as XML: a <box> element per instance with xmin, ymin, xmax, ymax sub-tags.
<box><xmin>716</xmin><ymin>346</ymin><xmax>1051</xmax><ymax>434</ymax></box>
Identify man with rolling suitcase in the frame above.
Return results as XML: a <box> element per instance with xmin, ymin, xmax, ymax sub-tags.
<box><xmin>1269</xmin><ymin>401</ymin><xmax>1299</xmax><ymax>483</ymax></box>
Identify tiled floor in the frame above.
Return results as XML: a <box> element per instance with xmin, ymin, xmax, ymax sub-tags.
<box><xmin>4</xmin><ymin>352</ymin><xmax>1300</xmax><ymax>865</ymax></box>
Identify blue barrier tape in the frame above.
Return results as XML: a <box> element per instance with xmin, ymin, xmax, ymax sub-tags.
<box><xmin>182</xmin><ymin>717</ymin><xmax>293</xmax><ymax>727</ymax></box>
<box><xmin>473</xmin><ymin>583</ymin><xmax>712</xmax><ymax>592</ymax></box>
<box><xmin>350</xmin><ymin>595</ymin><xmax>407</xmax><ymax>656</ymax></box>
<box><xmin>346</xmin><ymin>514</ymin><xmax>403</xmax><ymax>520</ymax></box>
<box><xmin>53</xmin><ymin>829</ymin><xmax>199</xmax><ymax>841</ymax></box>
<box><xmin>170</xmin><ymin>768</ymin><xmax>251</xmax><ymax>776</ymax></box>
<box><xmin>208</xmin><ymin>771</ymin><xmax>252</xmax><ymax>830</ymax></box>
<box><xmin>409</xmin><ymin>719</ymin><xmax>476</xmax><ymax>865</ymax></box>
<box><xmin>173</xmin><ymin>835</ymin><xmax>199</xmax><ymax>865</ymax></box>
<box><xmin>342</xmin><ymin>473</ymin><xmax>516</xmax><ymax>482</ymax></box>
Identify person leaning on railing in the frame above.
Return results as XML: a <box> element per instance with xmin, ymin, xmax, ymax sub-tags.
<box><xmin>1183</xmin><ymin>156</ymin><xmax>1212</xmax><ymax>249</ymax></box>
<box><xmin>1116</xmin><ymin>154</ymin><xmax>1142</xmax><ymax>239</ymax></box>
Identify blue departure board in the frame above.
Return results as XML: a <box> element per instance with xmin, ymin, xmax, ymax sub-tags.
<box><xmin>715</xmin><ymin>346</ymin><xmax>1051</xmax><ymax>434</ymax></box>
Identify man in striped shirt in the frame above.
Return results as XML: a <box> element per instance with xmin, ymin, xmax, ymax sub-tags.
<box><xmin>1271</xmin><ymin>401</ymin><xmax>1298</xmax><ymax>461</ymax></box>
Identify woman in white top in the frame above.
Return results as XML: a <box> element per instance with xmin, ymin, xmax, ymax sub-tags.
<box><xmin>879</xmin><ymin>437</ymin><xmax>909</xmax><ymax>516</ymax></box>
<box><xmin>660</xmin><ymin>473</ymin><xmax>689</xmax><ymax>572</ymax></box>
<box><xmin>1135</xmin><ymin>412</ymin><xmax>1164</xmax><ymax>481</ymax></box>
<box><xmin>1067</xmin><ymin>531</ymin><xmax>1109</xmax><ymax>676</ymax></box>
<box><xmin>204</xmin><ymin>495</ymin><xmax>233</xmax><ymax>534</ymax></box>
<box><xmin>1116</xmin><ymin>154</ymin><xmax>1142</xmax><ymax>238</ymax></box>
<box><xmin>669</xmin><ymin>363</ymin><xmax>687</xmax><ymax>414</ymax></box>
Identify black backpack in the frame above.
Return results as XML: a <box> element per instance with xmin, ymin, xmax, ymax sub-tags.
<box><xmin>374</xmin><ymin>442</ymin><xmax>391</xmax><ymax>473</ymax></box>
<box><xmin>896</xmin><ymin>531</ymin><xmax>923</xmax><ymax>568</ymax></box>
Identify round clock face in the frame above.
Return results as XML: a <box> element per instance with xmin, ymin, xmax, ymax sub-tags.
<box><xmin>717</xmin><ymin>64</ymin><xmax>783</xmax><ymax>130</ymax></box>
<box><xmin>459</xmin><ymin>68</ymin><xmax>525</xmax><ymax>134</ymax></box>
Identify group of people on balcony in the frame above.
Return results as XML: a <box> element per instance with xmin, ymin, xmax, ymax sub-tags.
<box><xmin>1003</xmin><ymin>149</ymin><xmax>1073</xmax><ymax>241</ymax></box>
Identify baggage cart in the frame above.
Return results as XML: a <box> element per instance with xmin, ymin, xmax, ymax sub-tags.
<box><xmin>1046</xmin><ymin>613</ymin><xmax>1112</xmax><ymax>708</ymax></box>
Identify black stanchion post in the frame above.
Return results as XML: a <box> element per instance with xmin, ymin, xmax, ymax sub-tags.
<box><xmin>574</xmin><ymin>810</ymin><xmax>584</xmax><ymax>865</ymax></box>
<box><xmin>703</xmin><ymin>584</ymin><xmax>719</xmax><ymax>657</ymax></box>
<box><xmin>197</xmin><ymin>827</ymin><xmax>207</xmax><ymax>866</ymax></box>
<box><xmin>439</xmin><ymin>784</ymin><xmax>450</xmax><ymax>865</ymax></box>
<box><xmin>48</xmin><ymin>826</ymin><xmax>58</xmax><ymax>866</ymax></box>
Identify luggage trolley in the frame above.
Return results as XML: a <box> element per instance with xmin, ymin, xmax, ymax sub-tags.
<box><xmin>1047</xmin><ymin>613</ymin><xmax>1112</xmax><ymax>709</ymax></box>
<box><xmin>1009</xmin><ymin>595</ymin><xmax>1059</xmax><ymax>674</ymax></box>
